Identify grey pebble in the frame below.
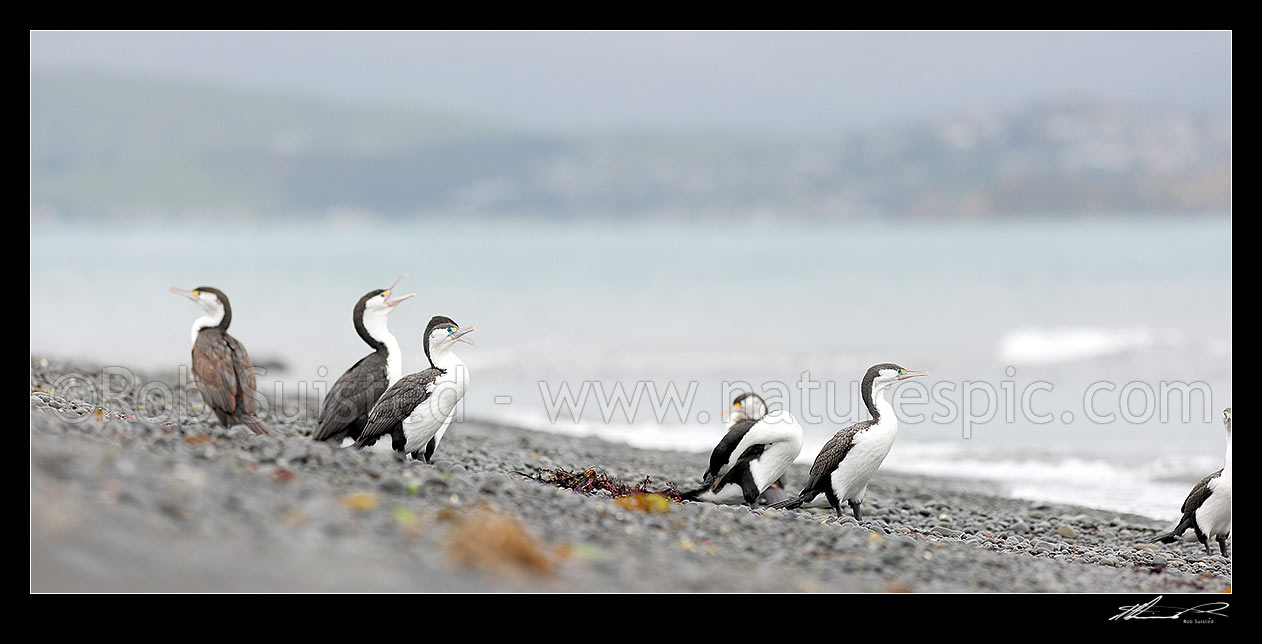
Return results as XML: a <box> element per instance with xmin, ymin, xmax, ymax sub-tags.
<box><xmin>253</xmin><ymin>440</ymin><xmax>283</xmax><ymax>462</ymax></box>
<box><xmin>280</xmin><ymin>442</ymin><xmax>310</xmax><ymax>464</ymax></box>
<box><xmin>377</xmin><ymin>476</ymin><xmax>408</xmax><ymax>495</ymax></box>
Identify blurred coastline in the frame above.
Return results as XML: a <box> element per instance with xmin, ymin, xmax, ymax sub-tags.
<box><xmin>31</xmin><ymin>71</ymin><xmax>1230</xmax><ymax>223</ymax></box>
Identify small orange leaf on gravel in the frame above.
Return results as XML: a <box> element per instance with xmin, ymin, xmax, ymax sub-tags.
<box><xmin>341</xmin><ymin>492</ymin><xmax>379</xmax><ymax>511</ymax></box>
<box><xmin>613</xmin><ymin>493</ymin><xmax>671</xmax><ymax>513</ymax></box>
<box><xmin>183</xmin><ymin>435</ymin><xmax>209</xmax><ymax>444</ymax></box>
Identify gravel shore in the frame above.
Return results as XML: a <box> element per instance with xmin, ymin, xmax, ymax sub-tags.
<box><xmin>30</xmin><ymin>358</ymin><xmax>1231</xmax><ymax>592</ymax></box>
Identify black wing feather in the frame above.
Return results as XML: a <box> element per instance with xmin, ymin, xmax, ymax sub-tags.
<box><xmin>1152</xmin><ymin>468</ymin><xmax>1224</xmax><ymax>543</ymax></box>
<box><xmin>313</xmin><ymin>352</ymin><xmax>389</xmax><ymax>441</ymax></box>
<box><xmin>706</xmin><ymin>420</ymin><xmax>757</xmax><ymax>478</ymax></box>
<box><xmin>801</xmin><ymin>420</ymin><xmax>874</xmax><ymax>495</ymax></box>
<box><xmin>222</xmin><ymin>333</ymin><xmax>259</xmax><ymax>417</ymax></box>
<box><xmin>1181</xmin><ymin>469</ymin><xmax>1222</xmax><ymax>515</ymax></box>
<box><xmin>711</xmin><ymin>445</ymin><xmax>769</xmax><ymax>490</ymax></box>
<box><xmin>192</xmin><ymin>329</ymin><xmax>241</xmax><ymax>417</ymax></box>
<box><xmin>737</xmin><ymin>443</ymin><xmax>768</xmax><ymax>461</ymax></box>
<box><xmin>355</xmin><ymin>369</ymin><xmax>442</xmax><ymax>448</ymax></box>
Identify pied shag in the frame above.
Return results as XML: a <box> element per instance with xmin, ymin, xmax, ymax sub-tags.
<box><xmin>355</xmin><ymin>315</ymin><xmax>475</xmax><ymax>462</ymax></box>
<box><xmin>170</xmin><ymin>286</ymin><xmax>272</xmax><ymax>435</ymax></box>
<box><xmin>682</xmin><ymin>392</ymin><xmax>804</xmax><ymax>506</ymax></box>
<box><xmin>312</xmin><ymin>276</ymin><xmax>414</xmax><ymax>444</ymax></box>
<box><xmin>770</xmin><ymin>363</ymin><xmax>927</xmax><ymax>519</ymax></box>
<box><xmin>1151</xmin><ymin>407</ymin><xmax>1232</xmax><ymax>556</ymax></box>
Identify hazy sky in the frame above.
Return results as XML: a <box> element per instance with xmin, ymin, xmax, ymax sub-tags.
<box><xmin>30</xmin><ymin>30</ymin><xmax>1231</xmax><ymax>134</ymax></box>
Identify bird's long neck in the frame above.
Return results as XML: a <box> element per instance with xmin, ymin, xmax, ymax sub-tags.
<box><xmin>361</xmin><ymin>313</ymin><xmax>402</xmax><ymax>385</ymax></box>
<box><xmin>1224</xmin><ymin>428</ymin><xmax>1232</xmax><ymax>472</ymax></box>
<box><xmin>863</xmin><ymin>381</ymin><xmax>894</xmax><ymax>425</ymax></box>
<box><xmin>431</xmin><ymin>348</ymin><xmax>465</xmax><ymax>373</ymax></box>
<box><xmin>189</xmin><ymin>308</ymin><xmax>226</xmax><ymax>345</ymax></box>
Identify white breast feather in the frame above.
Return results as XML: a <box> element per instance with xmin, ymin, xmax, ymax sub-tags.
<box><xmin>400</xmin><ymin>368</ymin><xmax>468</xmax><ymax>454</ymax></box>
<box><xmin>829</xmin><ymin>418</ymin><xmax>898</xmax><ymax>504</ymax></box>
<box><xmin>1196</xmin><ymin>473</ymin><xmax>1232</xmax><ymax>541</ymax></box>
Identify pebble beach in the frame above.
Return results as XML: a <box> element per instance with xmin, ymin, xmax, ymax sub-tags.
<box><xmin>30</xmin><ymin>357</ymin><xmax>1231</xmax><ymax>593</ymax></box>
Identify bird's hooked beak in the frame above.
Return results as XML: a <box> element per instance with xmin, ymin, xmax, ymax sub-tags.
<box><xmin>384</xmin><ymin>292</ymin><xmax>415</xmax><ymax>307</ymax></box>
<box><xmin>383</xmin><ymin>273</ymin><xmax>414</xmax><ymax>307</ymax></box>
<box><xmin>897</xmin><ymin>370</ymin><xmax>929</xmax><ymax>381</ymax></box>
<box><xmin>709</xmin><ymin>474</ymin><xmax>725</xmax><ymax>493</ymax></box>
<box><xmin>169</xmin><ymin>287</ymin><xmax>199</xmax><ymax>302</ymax></box>
<box><xmin>387</xmin><ymin>273</ymin><xmax>408</xmax><ymax>292</ymax></box>
<box><xmin>448</xmin><ymin>325</ymin><xmax>477</xmax><ymax>347</ymax></box>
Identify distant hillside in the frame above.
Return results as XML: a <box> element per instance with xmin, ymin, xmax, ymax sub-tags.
<box><xmin>30</xmin><ymin>71</ymin><xmax>1231</xmax><ymax>219</ymax></box>
<box><xmin>30</xmin><ymin>72</ymin><xmax>560</xmax><ymax>215</ymax></box>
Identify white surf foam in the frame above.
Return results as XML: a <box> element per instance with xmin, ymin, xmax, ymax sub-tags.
<box><xmin>997</xmin><ymin>326</ymin><xmax>1174</xmax><ymax>365</ymax></box>
<box><xmin>883</xmin><ymin>442</ymin><xmax>1218</xmax><ymax>520</ymax></box>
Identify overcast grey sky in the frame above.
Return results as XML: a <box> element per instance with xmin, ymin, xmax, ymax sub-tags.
<box><xmin>29</xmin><ymin>30</ymin><xmax>1231</xmax><ymax>134</ymax></box>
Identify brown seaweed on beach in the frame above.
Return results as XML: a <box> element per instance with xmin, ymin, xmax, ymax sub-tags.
<box><xmin>514</xmin><ymin>467</ymin><xmax>685</xmax><ymax>503</ymax></box>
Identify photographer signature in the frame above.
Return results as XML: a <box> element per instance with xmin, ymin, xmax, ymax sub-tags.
<box><xmin>1110</xmin><ymin>596</ymin><xmax>1229</xmax><ymax>621</ymax></box>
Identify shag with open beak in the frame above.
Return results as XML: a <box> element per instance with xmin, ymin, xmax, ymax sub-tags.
<box><xmin>170</xmin><ymin>286</ymin><xmax>272</xmax><ymax>435</ymax></box>
<box><xmin>312</xmin><ymin>275</ymin><xmax>416</xmax><ymax>444</ymax></box>
<box><xmin>681</xmin><ymin>391</ymin><xmax>803</xmax><ymax>507</ymax></box>
<box><xmin>1151</xmin><ymin>407</ymin><xmax>1232</xmax><ymax>556</ymax></box>
<box><xmin>355</xmin><ymin>315</ymin><xmax>476</xmax><ymax>463</ymax></box>
<box><xmin>771</xmin><ymin>363</ymin><xmax>928</xmax><ymax>519</ymax></box>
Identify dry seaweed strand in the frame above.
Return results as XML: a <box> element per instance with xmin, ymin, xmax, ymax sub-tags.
<box><xmin>514</xmin><ymin>467</ymin><xmax>686</xmax><ymax>503</ymax></box>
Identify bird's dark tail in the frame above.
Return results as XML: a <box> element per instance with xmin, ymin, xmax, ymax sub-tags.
<box><xmin>768</xmin><ymin>494</ymin><xmax>806</xmax><ymax>511</ymax></box>
<box><xmin>239</xmin><ymin>415</ymin><xmax>274</xmax><ymax>436</ymax></box>
<box><xmin>758</xmin><ymin>485</ymin><xmax>791</xmax><ymax>506</ymax></box>
<box><xmin>1150</xmin><ymin>514</ymin><xmax>1196</xmax><ymax>544</ymax></box>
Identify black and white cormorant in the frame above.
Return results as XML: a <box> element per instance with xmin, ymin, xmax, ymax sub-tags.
<box><xmin>770</xmin><ymin>363</ymin><xmax>927</xmax><ymax>519</ymax></box>
<box><xmin>170</xmin><ymin>286</ymin><xmax>272</xmax><ymax>435</ymax></box>
<box><xmin>681</xmin><ymin>393</ymin><xmax>803</xmax><ymax>506</ymax></box>
<box><xmin>1151</xmin><ymin>407</ymin><xmax>1232</xmax><ymax>556</ymax></box>
<box><xmin>354</xmin><ymin>315</ymin><xmax>476</xmax><ymax>462</ymax></box>
<box><xmin>730</xmin><ymin>393</ymin><xmax>792</xmax><ymax>503</ymax></box>
<box><xmin>312</xmin><ymin>277</ymin><xmax>415</xmax><ymax>445</ymax></box>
